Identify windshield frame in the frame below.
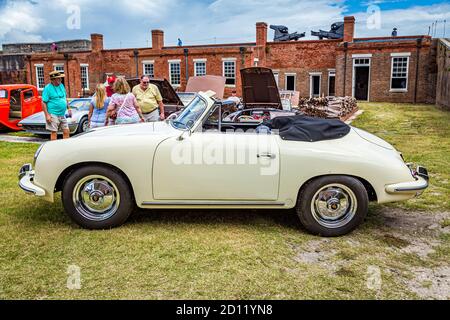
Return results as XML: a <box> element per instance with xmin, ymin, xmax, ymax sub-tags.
<box><xmin>170</xmin><ymin>94</ymin><xmax>209</xmax><ymax>131</ymax></box>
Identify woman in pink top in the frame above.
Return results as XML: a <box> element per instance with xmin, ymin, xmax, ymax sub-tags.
<box><xmin>105</xmin><ymin>77</ymin><xmax>145</xmax><ymax>125</ymax></box>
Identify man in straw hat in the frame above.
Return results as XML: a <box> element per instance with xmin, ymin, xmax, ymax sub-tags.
<box><xmin>42</xmin><ymin>71</ymin><xmax>72</xmax><ymax>140</ymax></box>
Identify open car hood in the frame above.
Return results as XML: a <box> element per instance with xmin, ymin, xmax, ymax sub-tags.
<box><xmin>240</xmin><ymin>67</ymin><xmax>282</xmax><ymax>109</ymax></box>
<box><xmin>185</xmin><ymin>75</ymin><xmax>226</xmax><ymax>99</ymax></box>
<box><xmin>127</xmin><ymin>78</ymin><xmax>183</xmax><ymax>107</ymax></box>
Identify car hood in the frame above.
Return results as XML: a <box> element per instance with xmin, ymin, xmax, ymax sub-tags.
<box><xmin>78</xmin><ymin>121</ymin><xmax>179</xmax><ymax>138</ymax></box>
<box><xmin>127</xmin><ymin>78</ymin><xmax>183</xmax><ymax>106</ymax></box>
<box><xmin>352</xmin><ymin>127</ymin><xmax>395</xmax><ymax>150</ymax></box>
<box><xmin>185</xmin><ymin>75</ymin><xmax>226</xmax><ymax>99</ymax></box>
<box><xmin>19</xmin><ymin>111</ymin><xmax>45</xmax><ymax>124</ymax></box>
<box><xmin>240</xmin><ymin>67</ymin><xmax>282</xmax><ymax>109</ymax></box>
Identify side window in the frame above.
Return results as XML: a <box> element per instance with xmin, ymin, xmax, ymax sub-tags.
<box><xmin>23</xmin><ymin>90</ymin><xmax>34</xmax><ymax>100</ymax></box>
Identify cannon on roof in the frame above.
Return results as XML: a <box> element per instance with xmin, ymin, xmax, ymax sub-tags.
<box><xmin>311</xmin><ymin>22</ymin><xmax>344</xmax><ymax>40</ymax></box>
<box><xmin>270</xmin><ymin>25</ymin><xmax>305</xmax><ymax>42</ymax></box>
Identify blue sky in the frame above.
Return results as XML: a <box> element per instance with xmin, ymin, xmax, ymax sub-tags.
<box><xmin>0</xmin><ymin>0</ymin><xmax>449</xmax><ymax>49</ymax></box>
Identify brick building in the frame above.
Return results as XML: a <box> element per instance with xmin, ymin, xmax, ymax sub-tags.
<box><xmin>0</xmin><ymin>16</ymin><xmax>439</xmax><ymax>103</ymax></box>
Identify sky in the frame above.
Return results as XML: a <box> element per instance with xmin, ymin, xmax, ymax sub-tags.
<box><xmin>0</xmin><ymin>0</ymin><xmax>449</xmax><ymax>49</ymax></box>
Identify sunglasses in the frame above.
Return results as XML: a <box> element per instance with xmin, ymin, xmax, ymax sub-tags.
<box><xmin>142</xmin><ymin>81</ymin><xmax>150</xmax><ymax>84</ymax></box>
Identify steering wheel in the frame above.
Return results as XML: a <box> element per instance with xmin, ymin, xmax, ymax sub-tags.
<box><xmin>10</xmin><ymin>96</ymin><xmax>18</xmax><ymax>105</ymax></box>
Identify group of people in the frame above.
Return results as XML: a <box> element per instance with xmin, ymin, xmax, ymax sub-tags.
<box><xmin>42</xmin><ymin>71</ymin><xmax>165</xmax><ymax>141</ymax></box>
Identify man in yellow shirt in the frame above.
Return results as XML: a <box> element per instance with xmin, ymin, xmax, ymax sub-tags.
<box><xmin>132</xmin><ymin>75</ymin><xmax>165</xmax><ymax>121</ymax></box>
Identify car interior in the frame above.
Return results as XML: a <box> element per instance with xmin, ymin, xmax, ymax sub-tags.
<box><xmin>8</xmin><ymin>89</ymin><xmax>23</xmax><ymax>119</ymax></box>
<box><xmin>202</xmin><ymin>103</ymin><xmax>272</xmax><ymax>133</ymax></box>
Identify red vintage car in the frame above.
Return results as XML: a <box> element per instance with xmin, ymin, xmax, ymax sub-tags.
<box><xmin>0</xmin><ymin>84</ymin><xmax>42</xmax><ymax>131</ymax></box>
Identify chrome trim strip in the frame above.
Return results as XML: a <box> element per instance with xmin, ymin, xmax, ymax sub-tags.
<box><xmin>141</xmin><ymin>201</ymin><xmax>286</xmax><ymax>206</ymax></box>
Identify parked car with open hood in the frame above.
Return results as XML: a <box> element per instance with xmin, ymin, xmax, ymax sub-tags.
<box><xmin>224</xmin><ymin>67</ymin><xmax>299</xmax><ymax>123</ymax></box>
<box><xmin>19</xmin><ymin>86</ymin><xmax>429</xmax><ymax>236</ymax></box>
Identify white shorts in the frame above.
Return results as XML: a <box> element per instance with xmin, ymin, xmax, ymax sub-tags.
<box><xmin>142</xmin><ymin>109</ymin><xmax>160</xmax><ymax>122</ymax></box>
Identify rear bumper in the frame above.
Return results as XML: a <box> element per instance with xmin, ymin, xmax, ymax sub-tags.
<box><xmin>385</xmin><ymin>165</ymin><xmax>429</xmax><ymax>195</ymax></box>
<box><xmin>18</xmin><ymin>164</ymin><xmax>45</xmax><ymax>196</ymax></box>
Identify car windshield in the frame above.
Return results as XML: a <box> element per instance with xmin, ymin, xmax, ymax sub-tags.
<box><xmin>0</xmin><ymin>90</ymin><xmax>7</xmax><ymax>99</ymax></box>
<box><xmin>70</xmin><ymin>99</ymin><xmax>90</xmax><ymax>111</ymax></box>
<box><xmin>171</xmin><ymin>95</ymin><xmax>207</xmax><ymax>130</ymax></box>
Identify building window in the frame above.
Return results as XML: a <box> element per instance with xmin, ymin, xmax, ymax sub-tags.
<box><xmin>194</xmin><ymin>60</ymin><xmax>207</xmax><ymax>77</ymax></box>
<box><xmin>143</xmin><ymin>61</ymin><xmax>154</xmax><ymax>78</ymax></box>
<box><xmin>391</xmin><ymin>56</ymin><xmax>409</xmax><ymax>91</ymax></box>
<box><xmin>310</xmin><ymin>73</ymin><xmax>322</xmax><ymax>97</ymax></box>
<box><xmin>223</xmin><ymin>59</ymin><xmax>236</xmax><ymax>86</ymax></box>
<box><xmin>285</xmin><ymin>73</ymin><xmax>296</xmax><ymax>91</ymax></box>
<box><xmin>35</xmin><ymin>65</ymin><xmax>45</xmax><ymax>90</ymax></box>
<box><xmin>169</xmin><ymin>61</ymin><xmax>181</xmax><ymax>86</ymax></box>
<box><xmin>53</xmin><ymin>64</ymin><xmax>64</xmax><ymax>73</ymax></box>
<box><xmin>273</xmin><ymin>72</ymin><xmax>279</xmax><ymax>87</ymax></box>
<box><xmin>80</xmin><ymin>64</ymin><xmax>89</xmax><ymax>91</ymax></box>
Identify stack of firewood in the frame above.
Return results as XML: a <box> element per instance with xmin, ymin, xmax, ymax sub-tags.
<box><xmin>297</xmin><ymin>96</ymin><xmax>358</xmax><ymax>119</ymax></box>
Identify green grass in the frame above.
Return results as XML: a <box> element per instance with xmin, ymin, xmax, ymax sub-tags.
<box><xmin>0</xmin><ymin>102</ymin><xmax>449</xmax><ymax>300</ymax></box>
<box><xmin>352</xmin><ymin>103</ymin><xmax>450</xmax><ymax>211</ymax></box>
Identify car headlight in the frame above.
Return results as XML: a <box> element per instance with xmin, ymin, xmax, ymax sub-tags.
<box><xmin>33</xmin><ymin>143</ymin><xmax>45</xmax><ymax>166</ymax></box>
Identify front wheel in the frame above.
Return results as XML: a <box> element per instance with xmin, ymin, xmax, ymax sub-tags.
<box><xmin>62</xmin><ymin>165</ymin><xmax>134</xmax><ymax>229</ymax></box>
<box><xmin>296</xmin><ymin>176</ymin><xmax>368</xmax><ymax>237</ymax></box>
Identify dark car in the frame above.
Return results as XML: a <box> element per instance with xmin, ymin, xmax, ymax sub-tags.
<box><xmin>126</xmin><ymin>78</ymin><xmax>184</xmax><ymax>118</ymax></box>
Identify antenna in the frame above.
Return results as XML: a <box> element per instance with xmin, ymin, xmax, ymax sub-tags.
<box><xmin>444</xmin><ymin>20</ymin><xmax>447</xmax><ymax>38</ymax></box>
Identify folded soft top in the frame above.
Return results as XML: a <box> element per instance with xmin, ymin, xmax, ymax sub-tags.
<box><xmin>265</xmin><ymin>115</ymin><xmax>351</xmax><ymax>142</ymax></box>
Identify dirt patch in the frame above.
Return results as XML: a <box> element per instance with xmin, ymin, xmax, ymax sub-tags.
<box><xmin>293</xmin><ymin>239</ymin><xmax>336</xmax><ymax>264</ymax></box>
<box><xmin>406</xmin><ymin>266</ymin><xmax>450</xmax><ymax>300</ymax></box>
<box><xmin>377</xmin><ymin>208</ymin><xmax>450</xmax><ymax>237</ymax></box>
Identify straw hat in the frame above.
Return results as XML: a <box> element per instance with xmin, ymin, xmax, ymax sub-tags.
<box><xmin>49</xmin><ymin>71</ymin><xmax>65</xmax><ymax>79</ymax></box>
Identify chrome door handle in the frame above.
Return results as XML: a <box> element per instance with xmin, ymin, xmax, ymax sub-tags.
<box><xmin>257</xmin><ymin>153</ymin><xmax>276</xmax><ymax>159</ymax></box>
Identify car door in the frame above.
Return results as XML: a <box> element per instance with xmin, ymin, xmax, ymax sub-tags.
<box><xmin>152</xmin><ymin>131</ymin><xmax>280</xmax><ymax>201</ymax></box>
<box><xmin>20</xmin><ymin>88</ymin><xmax>37</xmax><ymax>119</ymax></box>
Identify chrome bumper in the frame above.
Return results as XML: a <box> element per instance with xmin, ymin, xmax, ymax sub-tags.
<box><xmin>18</xmin><ymin>164</ymin><xmax>46</xmax><ymax>196</ymax></box>
<box><xmin>385</xmin><ymin>165</ymin><xmax>429</xmax><ymax>195</ymax></box>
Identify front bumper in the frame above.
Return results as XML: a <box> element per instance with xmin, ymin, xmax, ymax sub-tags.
<box><xmin>385</xmin><ymin>165</ymin><xmax>429</xmax><ymax>195</ymax></box>
<box><xmin>18</xmin><ymin>164</ymin><xmax>46</xmax><ymax>196</ymax></box>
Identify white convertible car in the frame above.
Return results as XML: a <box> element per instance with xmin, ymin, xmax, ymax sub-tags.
<box><xmin>18</xmin><ymin>68</ymin><xmax>429</xmax><ymax>236</ymax></box>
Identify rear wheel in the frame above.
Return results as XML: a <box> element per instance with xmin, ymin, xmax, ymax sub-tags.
<box><xmin>62</xmin><ymin>165</ymin><xmax>134</xmax><ymax>229</ymax></box>
<box><xmin>296</xmin><ymin>176</ymin><xmax>368</xmax><ymax>237</ymax></box>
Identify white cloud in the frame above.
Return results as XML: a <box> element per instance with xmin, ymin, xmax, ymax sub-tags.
<box><xmin>0</xmin><ymin>0</ymin><xmax>46</xmax><ymax>42</ymax></box>
<box><xmin>0</xmin><ymin>0</ymin><xmax>449</xmax><ymax>49</ymax></box>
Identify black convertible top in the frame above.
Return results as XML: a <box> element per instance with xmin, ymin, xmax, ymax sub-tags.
<box><xmin>265</xmin><ymin>115</ymin><xmax>351</xmax><ymax>142</ymax></box>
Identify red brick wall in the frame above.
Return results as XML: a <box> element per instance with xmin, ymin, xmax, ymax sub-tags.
<box><xmin>6</xmin><ymin>19</ymin><xmax>437</xmax><ymax>105</ymax></box>
<box><xmin>265</xmin><ymin>40</ymin><xmax>339</xmax><ymax>97</ymax></box>
<box><xmin>335</xmin><ymin>37</ymin><xmax>436</xmax><ymax>103</ymax></box>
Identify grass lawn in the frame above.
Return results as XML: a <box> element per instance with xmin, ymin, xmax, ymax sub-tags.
<box><xmin>0</xmin><ymin>102</ymin><xmax>448</xmax><ymax>300</ymax></box>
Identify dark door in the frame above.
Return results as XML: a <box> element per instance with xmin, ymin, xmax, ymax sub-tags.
<box><xmin>329</xmin><ymin>76</ymin><xmax>335</xmax><ymax>96</ymax></box>
<box><xmin>354</xmin><ymin>66</ymin><xmax>369</xmax><ymax>100</ymax></box>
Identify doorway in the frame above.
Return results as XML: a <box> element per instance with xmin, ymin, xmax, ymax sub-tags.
<box><xmin>354</xmin><ymin>67</ymin><xmax>369</xmax><ymax>100</ymax></box>
<box><xmin>352</xmin><ymin>58</ymin><xmax>371</xmax><ymax>101</ymax></box>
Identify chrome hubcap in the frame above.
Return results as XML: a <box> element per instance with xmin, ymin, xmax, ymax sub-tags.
<box><xmin>82</xmin><ymin>120</ymin><xmax>89</xmax><ymax>132</ymax></box>
<box><xmin>311</xmin><ymin>184</ymin><xmax>357</xmax><ymax>229</ymax></box>
<box><xmin>73</xmin><ymin>175</ymin><xmax>120</xmax><ymax>221</ymax></box>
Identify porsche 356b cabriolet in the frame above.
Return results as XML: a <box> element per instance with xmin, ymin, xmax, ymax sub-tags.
<box><xmin>18</xmin><ymin>68</ymin><xmax>429</xmax><ymax>236</ymax></box>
